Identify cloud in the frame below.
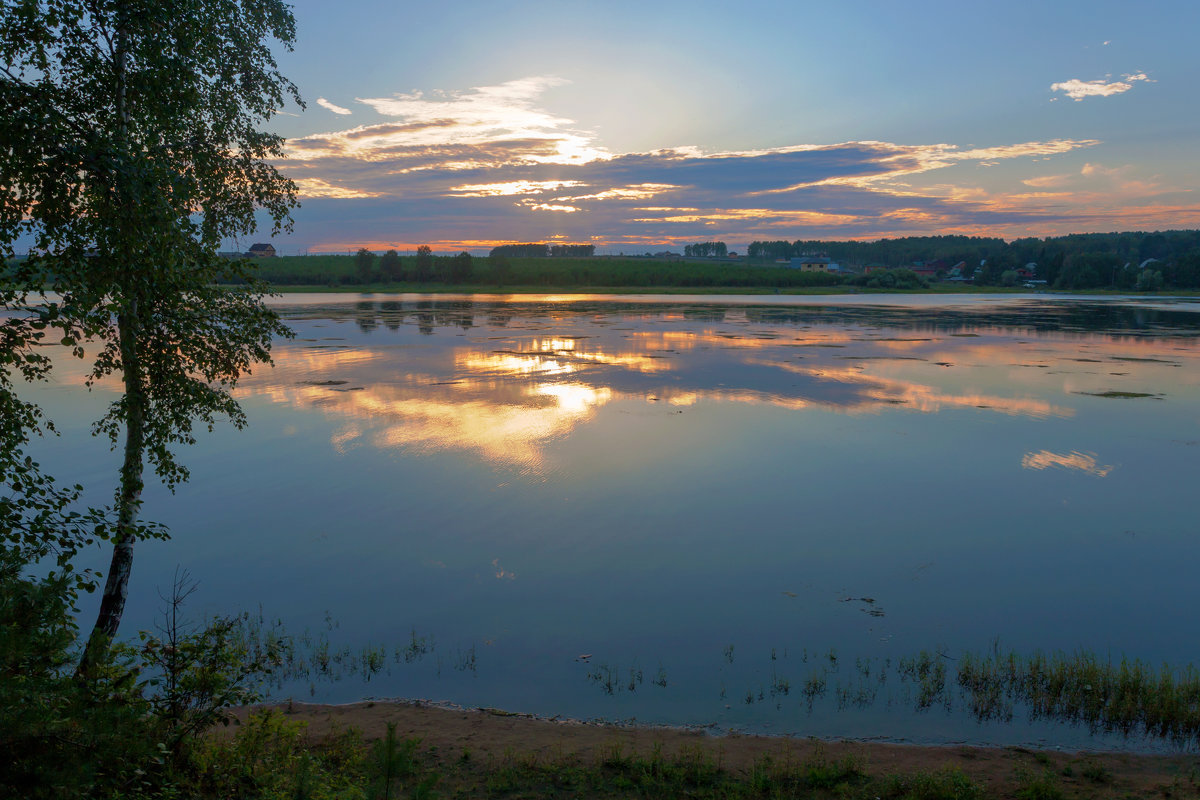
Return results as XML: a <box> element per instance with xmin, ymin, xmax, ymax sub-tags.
<box><xmin>350</xmin><ymin>76</ymin><xmax>605</xmax><ymax>164</ymax></box>
<box><xmin>262</xmin><ymin>76</ymin><xmax>1199</xmax><ymax>251</ymax></box>
<box><xmin>1050</xmin><ymin>73</ymin><xmax>1152</xmax><ymax>101</ymax></box>
<box><xmin>1022</xmin><ymin>174</ymin><xmax>1073</xmax><ymax>188</ymax></box>
<box><xmin>450</xmin><ymin>180</ymin><xmax>585</xmax><ymax>197</ymax></box>
<box><xmin>1081</xmin><ymin>162</ymin><xmax>1122</xmax><ymax>178</ymax></box>
<box><xmin>316</xmin><ymin>97</ymin><xmax>353</xmax><ymax>115</ymax></box>
<box><xmin>291</xmin><ymin>177</ymin><xmax>382</xmax><ymax>199</ymax></box>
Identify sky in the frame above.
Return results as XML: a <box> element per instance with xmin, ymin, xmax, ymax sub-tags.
<box><xmin>250</xmin><ymin>0</ymin><xmax>1200</xmax><ymax>254</ymax></box>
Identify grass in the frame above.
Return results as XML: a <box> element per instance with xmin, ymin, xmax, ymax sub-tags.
<box><xmin>206</xmin><ymin>702</ymin><xmax>1200</xmax><ymax>798</ymax></box>
<box><xmin>205</xmin><ymin>711</ymin><xmax>1200</xmax><ymax>798</ymax></box>
<box><xmin>956</xmin><ymin>646</ymin><xmax>1200</xmax><ymax>748</ymax></box>
<box><xmin>194</xmin><ymin>713</ymin><xmax>998</xmax><ymax>799</ymax></box>
<box><xmin>232</xmin><ymin>612</ymin><xmax>1200</xmax><ymax>752</ymax></box>
<box><xmin>882</xmin><ymin>768</ymin><xmax>986</xmax><ymax>799</ymax></box>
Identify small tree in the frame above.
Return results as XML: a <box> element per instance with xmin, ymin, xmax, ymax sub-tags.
<box><xmin>1</xmin><ymin>0</ymin><xmax>301</xmax><ymax>671</ymax></box>
<box><xmin>379</xmin><ymin>249</ymin><xmax>403</xmax><ymax>282</ymax></box>
<box><xmin>449</xmin><ymin>251</ymin><xmax>473</xmax><ymax>283</ymax></box>
<box><xmin>354</xmin><ymin>248</ymin><xmax>376</xmax><ymax>283</ymax></box>
<box><xmin>414</xmin><ymin>245</ymin><xmax>433</xmax><ymax>282</ymax></box>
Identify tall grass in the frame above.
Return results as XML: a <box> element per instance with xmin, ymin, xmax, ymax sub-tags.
<box><xmin>957</xmin><ymin>646</ymin><xmax>1200</xmax><ymax>747</ymax></box>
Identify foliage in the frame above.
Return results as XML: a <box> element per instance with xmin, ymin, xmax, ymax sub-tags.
<box><xmin>413</xmin><ymin>245</ymin><xmax>433</xmax><ymax>282</ymax></box>
<box><xmin>140</xmin><ymin>570</ymin><xmax>288</xmax><ymax>756</ymax></box>
<box><xmin>751</xmin><ymin>230</ymin><xmax>1200</xmax><ymax>289</ymax></box>
<box><xmin>881</xmin><ymin>768</ymin><xmax>984</xmax><ymax>799</ymax></box>
<box><xmin>245</xmin><ymin>254</ymin><xmax>848</xmax><ymax>289</ymax></box>
<box><xmin>368</xmin><ymin>723</ymin><xmax>420</xmax><ymax>800</ymax></box>
<box><xmin>186</xmin><ymin>711</ymin><xmax>368</xmax><ymax>800</ymax></box>
<box><xmin>378</xmin><ymin>249</ymin><xmax>403</xmax><ymax>282</ymax></box>
<box><xmin>490</xmin><ymin>243</ymin><xmax>551</xmax><ymax>257</ymax></box>
<box><xmin>0</xmin><ymin>547</ymin><xmax>299</xmax><ymax>798</ymax></box>
<box><xmin>447</xmin><ymin>251</ymin><xmax>473</xmax><ymax>284</ymax></box>
<box><xmin>549</xmin><ymin>243</ymin><xmax>595</xmax><ymax>257</ymax></box>
<box><xmin>0</xmin><ymin>0</ymin><xmax>301</xmax><ymax>665</ymax></box>
<box><xmin>846</xmin><ymin>268</ymin><xmax>929</xmax><ymax>290</ymax></box>
<box><xmin>355</xmin><ymin>248</ymin><xmax>376</xmax><ymax>283</ymax></box>
<box><xmin>489</xmin><ymin>253</ymin><xmax>512</xmax><ymax>284</ymax></box>
<box><xmin>684</xmin><ymin>241</ymin><xmax>728</xmax><ymax>257</ymax></box>
<box><xmin>0</xmin><ymin>553</ymin><xmax>161</xmax><ymax>799</ymax></box>
<box><xmin>488</xmin><ymin>243</ymin><xmax>596</xmax><ymax>257</ymax></box>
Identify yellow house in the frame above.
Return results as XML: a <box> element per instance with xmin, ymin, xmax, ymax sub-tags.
<box><xmin>790</xmin><ymin>256</ymin><xmax>830</xmax><ymax>271</ymax></box>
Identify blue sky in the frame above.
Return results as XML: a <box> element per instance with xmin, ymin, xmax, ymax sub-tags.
<box><xmin>254</xmin><ymin>0</ymin><xmax>1200</xmax><ymax>254</ymax></box>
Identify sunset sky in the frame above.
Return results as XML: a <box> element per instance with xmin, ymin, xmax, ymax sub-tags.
<box><xmin>256</xmin><ymin>0</ymin><xmax>1199</xmax><ymax>254</ymax></box>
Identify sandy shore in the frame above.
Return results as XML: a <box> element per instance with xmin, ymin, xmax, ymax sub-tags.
<box><xmin>232</xmin><ymin>700</ymin><xmax>1200</xmax><ymax>798</ymax></box>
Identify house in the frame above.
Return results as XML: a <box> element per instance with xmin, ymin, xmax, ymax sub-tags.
<box><xmin>790</xmin><ymin>256</ymin><xmax>831</xmax><ymax>272</ymax></box>
<box><xmin>863</xmin><ymin>262</ymin><xmax>889</xmax><ymax>274</ymax></box>
<box><xmin>944</xmin><ymin>261</ymin><xmax>970</xmax><ymax>281</ymax></box>
<box><xmin>246</xmin><ymin>243</ymin><xmax>276</xmax><ymax>257</ymax></box>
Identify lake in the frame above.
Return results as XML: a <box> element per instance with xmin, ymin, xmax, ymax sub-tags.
<box><xmin>26</xmin><ymin>293</ymin><xmax>1200</xmax><ymax>750</ymax></box>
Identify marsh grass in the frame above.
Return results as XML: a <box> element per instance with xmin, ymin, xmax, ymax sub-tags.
<box><xmin>956</xmin><ymin>647</ymin><xmax>1200</xmax><ymax>747</ymax></box>
<box><xmin>899</xmin><ymin>650</ymin><xmax>951</xmax><ymax>711</ymax></box>
<box><xmin>232</xmin><ymin>610</ymin><xmax>1200</xmax><ymax>750</ymax></box>
<box><xmin>227</xmin><ymin>613</ymin><xmax>454</xmax><ymax>693</ymax></box>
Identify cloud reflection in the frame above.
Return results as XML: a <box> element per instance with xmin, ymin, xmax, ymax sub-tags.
<box><xmin>1021</xmin><ymin>450</ymin><xmax>1113</xmax><ymax>477</ymax></box>
<box><xmin>233</xmin><ymin>301</ymin><xmax>1196</xmax><ymax>471</ymax></box>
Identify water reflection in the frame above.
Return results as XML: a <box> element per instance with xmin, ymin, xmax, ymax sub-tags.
<box><xmin>1021</xmin><ymin>450</ymin><xmax>1114</xmax><ymax>477</ymax></box>
<box><xmin>238</xmin><ymin>298</ymin><xmax>1198</xmax><ymax>469</ymax></box>
<box><xmin>27</xmin><ymin>294</ymin><xmax>1200</xmax><ymax>749</ymax></box>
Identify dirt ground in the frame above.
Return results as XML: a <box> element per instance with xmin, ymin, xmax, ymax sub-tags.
<box><xmin>232</xmin><ymin>700</ymin><xmax>1200</xmax><ymax>798</ymax></box>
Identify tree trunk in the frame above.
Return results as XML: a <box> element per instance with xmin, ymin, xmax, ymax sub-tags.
<box><xmin>79</xmin><ymin>11</ymin><xmax>144</xmax><ymax>673</ymax></box>
<box><xmin>79</xmin><ymin>302</ymin><xmax>146</xmax><ymax>673</ymax></box>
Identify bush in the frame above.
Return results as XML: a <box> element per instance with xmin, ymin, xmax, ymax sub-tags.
<box><xmin>0</xmin><ymin>553</ymin><xmax>162</xmax><ymax>799</ymax></box>
<box><xmin>846</xmin><ymin>268</ymin><xmax>928</xmax><ymax>290</ymax></box>
<box><xmin>0</xmin><ymin>554</ymin><xmax>291</xmax><ymax>798</ymax></box>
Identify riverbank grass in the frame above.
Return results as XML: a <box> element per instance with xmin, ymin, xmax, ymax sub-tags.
<box><xmin>196</xmin><ymin>707</ymin><xmax>1200</xmax><ymax>799</ymax></box>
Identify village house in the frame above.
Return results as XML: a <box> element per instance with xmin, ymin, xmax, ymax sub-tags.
<box><xmin>909</xmin><ymin>260</ymin><xmax>941</xmax><ymax>279</ymax></box>
<box><xmin>246</xmin><ymin>243</ymin><xmax>276</xmax><ymax>257</ymax></box>
<box><xmin>789</xmin><ymin>256</ymin><xmax>832</xmax><ymax>271</ymax></box>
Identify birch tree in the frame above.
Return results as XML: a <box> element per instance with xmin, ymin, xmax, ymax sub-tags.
<box><xmin>1</xmin><ymin>0</ymin><xmax>302</xmax><ymax>672</ymax></box>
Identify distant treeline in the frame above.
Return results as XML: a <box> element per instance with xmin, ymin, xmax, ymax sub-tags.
<box><xmin>235</xmin><ymin>254</ymin><xmax>854</xmax><ymax>289</ymax></box>
<box><xmin>489</xmin><ymin>243</ymin><xmax>595</xmax><ymax>257</ymax></box>
<box><xmin>220</xmin><ymin>229</ymin><xmax>1200</xmax><ymax>291</ymax></box>
<box><xmin>747</xmin><ymin>231</ymin><xmax>1200</xmax><ymax>289</ymax></box>
<box><xmin>684</xmin><ymin>241</ymin><xmax>728</xmax><ymax>257</ymax></box>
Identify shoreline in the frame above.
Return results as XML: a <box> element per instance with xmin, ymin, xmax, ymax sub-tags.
<box><xmin>262</xmin><ymin>283</ymin><xmax>1200</xmax><ymax>298</ymax></box>
<box><xmin>232</xmin><ymin>699</ymin><xmax>1200</xmax><ymax>797</ymax></box>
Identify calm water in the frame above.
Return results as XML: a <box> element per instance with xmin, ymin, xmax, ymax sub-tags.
<box><xmin>25</xmin><ymin>293</ymin><xmax>1200</xmax><ymax>749</ymax></box>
